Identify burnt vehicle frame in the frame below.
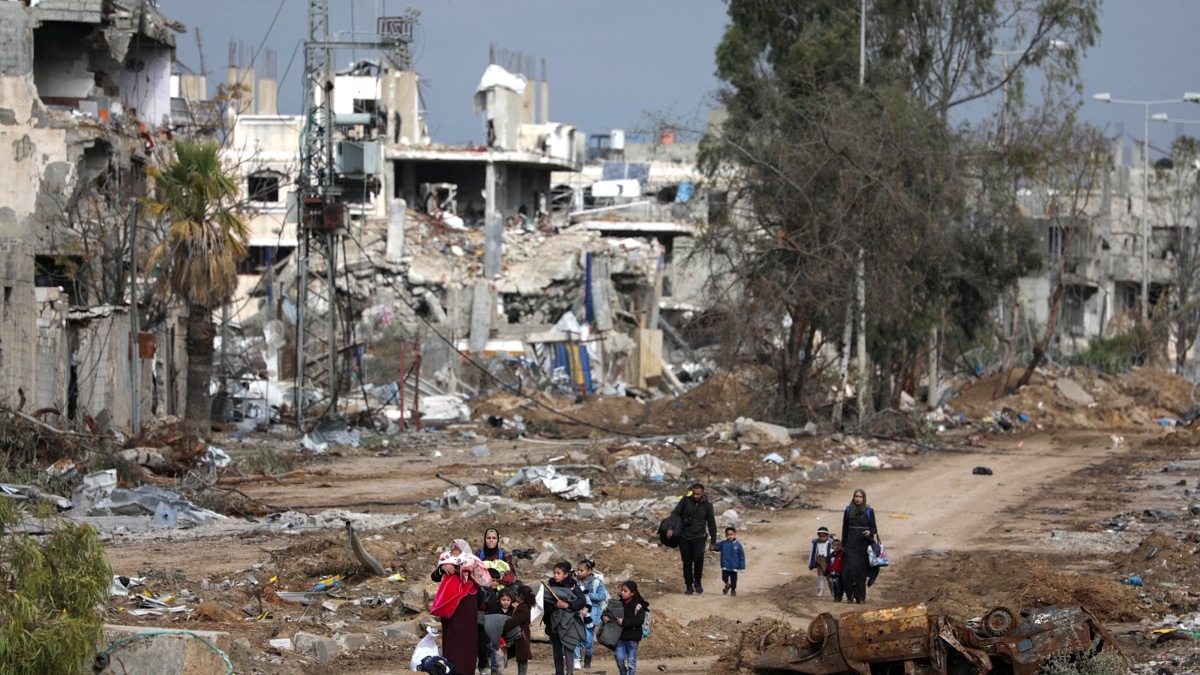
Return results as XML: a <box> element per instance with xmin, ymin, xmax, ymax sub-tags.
<box><xmin>753</xmin><ymin>603</ymin><xmax>1125</xmax><ymax>675</ymax></box>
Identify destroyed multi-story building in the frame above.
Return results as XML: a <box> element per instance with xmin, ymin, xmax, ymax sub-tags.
<box><xmin>0</xmin><ymin>0</ymin><xmax>188</xmax><ymax>429</ymax></box>
<box><xmin>1014</xmin><ymin>134</ymin><xmax>1200</xmax><ymax>371</ymax></box>
<box><xmin>194</xmin><ymin>39</ymin><xmax>727</xmax><ymax>423</ymax></box>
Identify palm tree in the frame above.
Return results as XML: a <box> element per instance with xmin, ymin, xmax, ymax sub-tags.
<box><xmin>143</xmin><ymin>140</ymin><xmax>248</xmax><ymax>433</ymax></box>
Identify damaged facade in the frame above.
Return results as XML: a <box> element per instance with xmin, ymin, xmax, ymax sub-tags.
<box><xmin>0</xmin><ymin>0</ymin><xmax>187</xmax><ymax>427</ymax></box>
<box><xmin>210</xmin><ymin>51</ymin><xmax>714</xmax><ymax>424</ymax></box>
<box><xmin>1015</xmin><ymin>136</ymin><xmax>1200</xmax><ymax>370</ymax></box>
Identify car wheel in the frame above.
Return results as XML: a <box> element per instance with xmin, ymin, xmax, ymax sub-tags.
<box><xmin>983</xmin><ymin>607</ymin><xmax>1016</xmax><ymax>637</ymax></box>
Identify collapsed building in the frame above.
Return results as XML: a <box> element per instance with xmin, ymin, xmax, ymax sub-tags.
<box><xmin>0</xmin><ymin>0</ymin><xmax>188</xmax><ymax>429</ymax></box>
<box><xmin>205</xmin><ymin>47</ymin><xmax>717</xmax><ymax>425</ymax></box>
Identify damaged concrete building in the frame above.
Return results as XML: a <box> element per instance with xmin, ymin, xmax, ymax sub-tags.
<box><xmin>0</xmin><ymin>0</ymin><xmax>189</xmax><ymax>429</ymax></box>
<box><xmin>211</xmin><ymin>52</ymin><xmax>715</xmax><ymax>422</ymax></box>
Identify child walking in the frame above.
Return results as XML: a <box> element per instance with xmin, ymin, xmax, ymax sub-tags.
<box><xmin>713</xmin><ymin>527</ymin><xmax>746</xmax><ymax>596</ymax></box>
<box><xmin>827</xmin><ymin>539</ymin><xmax>844</xmax><ymax>602</ymax></box>
<box><xmin>602</xmin><ymin>581</ymin><xmax>648</xmax><ymax>675</ymax></box>
<box><xmin>503</xmin><ymin>585</ymin><xmax>534</xmax><ymax>675</ymax></box>
<box><xmin>483</xmin><ymin>589</ymin><xmax>515</xmax><ymax>675</ymax></box>
<box><xmin>807</xmin><ymin>527</ymin><xmax>833</xmax><ymax>597</ymax></box>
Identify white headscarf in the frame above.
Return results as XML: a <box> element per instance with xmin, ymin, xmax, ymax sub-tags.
<box><xmin>440</xmin><ymin>538</ymin><xmax>493</xmax><ymax>587</ymax></box>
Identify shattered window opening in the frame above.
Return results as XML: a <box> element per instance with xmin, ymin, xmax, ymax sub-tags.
<box><xmin>32</xmin><ymin>22</ymin><xmax>96</xmax><ymax>108</ymax></box>
<box><xmin>35</xmin><ymin>256</ymin><xmax>84</xmax><ymax>306</ymax></box>
<box><xmin>237</xmin><ymin>246</ymin><xmax>294</xmax><ymax>276</ymax></box>
<box><xmin>247</xmin><ymin>172</ymin><xmax>282</xmax><ymax>203</ymax></box>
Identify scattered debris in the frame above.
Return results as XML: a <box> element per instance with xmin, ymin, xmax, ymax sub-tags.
<box><xmin>752</xmin><ymin>603</ymin><xmax>1126</xmax><ymax>675</ymax></box>
<box><xmin>69</xmin><ymin>471</ymin><xmax>225</xmax><ymax>527</ymax></box>
<box><xmin>612</xmin><ymin>454</ymin><xmax>684</xmax><ymax>480</ymax></box>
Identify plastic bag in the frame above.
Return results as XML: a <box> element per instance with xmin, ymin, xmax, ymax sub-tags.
<box><xmin>868</xmin><ymin>540</ymin><xmax>889</xmax><ymax>568</ymax></box>
<box><xmin>410</xmin><ymin>629</ymin><xmax>440</xmax><ymax>671</ymax></box>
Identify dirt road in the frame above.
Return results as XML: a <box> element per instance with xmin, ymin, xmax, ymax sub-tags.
<box><xmin>100</xmin><ymin>429</ymin><xmax>1151</xmax><ymax>674</ymax></box>
<box><xmin>650</xmin><ymin>432</ymin><xmax>1124</xmax><ymax>624</ymax></box>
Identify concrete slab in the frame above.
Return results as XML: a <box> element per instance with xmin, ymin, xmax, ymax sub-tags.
<box><xmin>101</xmin><ymin>625</ymin><xmax>231</xmax><ymax>675</ymax></box>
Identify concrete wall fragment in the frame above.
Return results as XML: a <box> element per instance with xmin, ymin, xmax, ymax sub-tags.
<box><xmin>0</xmin><ymin>239</ymin><xmax>36</xmax><ymax>409</ymax></box>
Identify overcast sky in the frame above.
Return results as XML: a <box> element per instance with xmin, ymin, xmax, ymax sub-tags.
<box><xmin>160</xmin><ymin>0</ymin><xmax>1200</xmax><ymax>163</ymax></box>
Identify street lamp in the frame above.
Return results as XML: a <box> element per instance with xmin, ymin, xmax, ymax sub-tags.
<box><xmin>1092</xmin><ymin>93</ymin><xmax>1187</xmax><ymax>320</ymax></box>
<box><xmin>1153</xmin><ymin>113</ymin><xmax>1200</xmax><ymax>126</ymax></box>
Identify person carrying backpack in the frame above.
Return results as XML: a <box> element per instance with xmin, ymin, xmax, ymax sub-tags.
<box><xmin>664</xmin><ymin>483</ymin><xmax>717</xmax><ymax>594</ymax></box>
<box><xmin>601</xmin><ymin>580</ymin><xmax>648</xmax><ymax>675</ymax></box>
<box><xmin>839</xmin><ymin>489</ymin><xmax>879</xmax><ymax>604</ymax></box>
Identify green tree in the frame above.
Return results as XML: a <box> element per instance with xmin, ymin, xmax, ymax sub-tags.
<box><xmin>144</xmin><ymin>140</ymin><xmax>249</xmax><ymax>433</ymax></box>
<box><xmin>701</xmin><ymin>0</ymin><xmax>1099</xmax><ymax>415</ymax></box>
<box><xmin>0</xmin><ymin>500</ymin><xmax>111</xmax><ymax>674</ymax></box>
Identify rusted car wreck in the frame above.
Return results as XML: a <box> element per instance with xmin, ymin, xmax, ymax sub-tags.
<box><xmin>754</xmin><ymin>603</ymin><xmax>1125</xmax><ymax>675</ymax></box>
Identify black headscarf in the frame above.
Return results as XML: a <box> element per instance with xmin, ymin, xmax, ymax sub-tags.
<box><xmin>849</xmin><ymin>489</ymin><xmax>868</xmax><ymax>518</ymax></box>
<box><xmin>480</xmin><ymin>527</ymin><xmax>502</xmax><ymax>559</ymax></box>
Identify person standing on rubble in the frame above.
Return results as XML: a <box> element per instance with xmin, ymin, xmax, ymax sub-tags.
<box><xmin>665</xmin><ymin>483</ymin><xmax>717</xmax><ymax>594</ymax></box>
<box><xmin>839</xmin><ymin>489</ymin><xmax>879</xmax><ymax>604</ymax></box>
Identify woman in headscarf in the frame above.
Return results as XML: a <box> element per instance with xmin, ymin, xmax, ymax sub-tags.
<box><xmin>839</xmin><ymin>489</ymin><xmax>878</xmax><ymax>604</ymax></box>
<box><xmin>430</xmin><ymin>539</ymin><xmax>492</xmax><ymax>675</ymax></box>
<box><xmin>478</xmin><ymin>528</ymin><xmax>517</xmax><ymax>585</ymax></box>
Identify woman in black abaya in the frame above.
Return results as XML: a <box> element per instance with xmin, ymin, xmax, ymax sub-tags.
<box><xmin>839</xmin><ymin>489</ymin><xmax>878</xmax><ymax>604</ymax></box>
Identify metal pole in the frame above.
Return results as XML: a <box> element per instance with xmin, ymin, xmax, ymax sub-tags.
<box><xmin>412</xmin><ymin>340</ymin><xmax>422</xmax><ymax>430</ymax></box>
<box><xmin>326</xmin><ymin>230</ymin><xmax>338</xmax><ymax>404</ymax></box>
<box><xmin>1142</xmin><ymin>103</ymin><xmax>1150</xmax><ymax>321</ymax></box>
<box><xmin>129</xmin><ymin>198</ymin><xmax>140</xmax><ymax>432</ymax></box>
<box><xmin>398</xmin><ymin>339</ymin><xmax>406</xmax><ymax>429</ymax></box>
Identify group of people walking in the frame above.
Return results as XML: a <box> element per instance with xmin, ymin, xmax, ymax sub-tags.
<box><xmin>662</xmin><ymin>484</ymin><xmax>882</xmax><ymax>605</ymax></box>
<box><xmin>806</xmin><ymin>489</ymin><xmax>880</xmax><ymax>604</ymax></box>
<box><xmin>428</xmin><ymin>488</ymin><xmax>880</xmax><ymax>675</ymax></box>
<box><xmin>429</xmin><ymin>529</ymin><xmax>648</xmax><ymax>675</ymax></box>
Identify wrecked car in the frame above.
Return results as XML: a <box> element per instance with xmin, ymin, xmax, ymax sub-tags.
<box><xmin>753</xmin><ymin>603</ymin><xmax>1125</xmax><ymax>675</ymax></box>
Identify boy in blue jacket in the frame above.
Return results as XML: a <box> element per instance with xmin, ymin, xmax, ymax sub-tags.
<box><xmin>712</xmin><ymin>527</ymin><xmax>746</xmax><ymax>596</ymax></box>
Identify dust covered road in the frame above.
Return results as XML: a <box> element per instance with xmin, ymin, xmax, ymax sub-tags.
<box><xmin>650</xmin><ymin>432</ymin><xmax>1127</xmax><ymax>626</ymax></box>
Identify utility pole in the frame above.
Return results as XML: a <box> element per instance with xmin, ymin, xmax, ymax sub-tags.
<box><xmin>294</xmin><ymin>1</ymin><xmax>415</xmax><ymax>427</ymax></box>
<box><xmin>129</xmin><ymin>198</ymin><xmax>141</xmax><ymax>433</ymax></box>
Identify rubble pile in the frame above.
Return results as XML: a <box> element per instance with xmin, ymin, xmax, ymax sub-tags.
<box><xmin>947</xmin><ymin>365</ymin><xmax>1198</xmax><ymax>432</ymax></box>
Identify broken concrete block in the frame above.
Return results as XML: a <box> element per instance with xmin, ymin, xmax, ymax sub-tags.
<box><xmin>381</xmin><ymin>620</ymin><xmax>422</xmax><ymax>639</ymax></box>
<box><xmin>462</xmin><ymin>501</ymin><xmax>492</xmax><ymax>518</ymax></box>
<box><xmin>577</xmin><ymin>503</ymin><xmax>598</xmax><ymax>519</ymax></box>
<box><xmin>312</xmin><ymin>637</ymin><xmax>341</xmax><ymax>663</ymax></box>
<box><xmin>102</xmin><ymin>625</ymin><xmax>231</xmax><ymax>675</ymax></box>
<box><xmin>293</xmin><ymin>631</ymin><xmax>320</xmax><ymax>654</ymax></box>
<box><xmin>1054</xmin><ymin>378</ymin><xmax>1095</xmax><ymax>407</ymax></box>
<box><xmin>734</xmin><ymin>417</ymin><xmax>791</xmax><ymax>445</ymax></box>
<box><xmin>337</xmin><ymin>633</ymin><xmax>370</xmax><ymax>651</ymax></box>
<box><xmin>721</xmin><ymin>508</ymin><xmax>740</xmax><ymax>527</ymax></box>
<box><xmin>401</xmin><ymin>585</ymin><xmax>428</xmax><ymax>613</ymax></box>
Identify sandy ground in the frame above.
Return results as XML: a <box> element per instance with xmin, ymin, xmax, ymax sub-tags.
<box><xmin>93</xmin><ymin>418</ymin><xmax>1200</xmax><ymax>675</ymax></box>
